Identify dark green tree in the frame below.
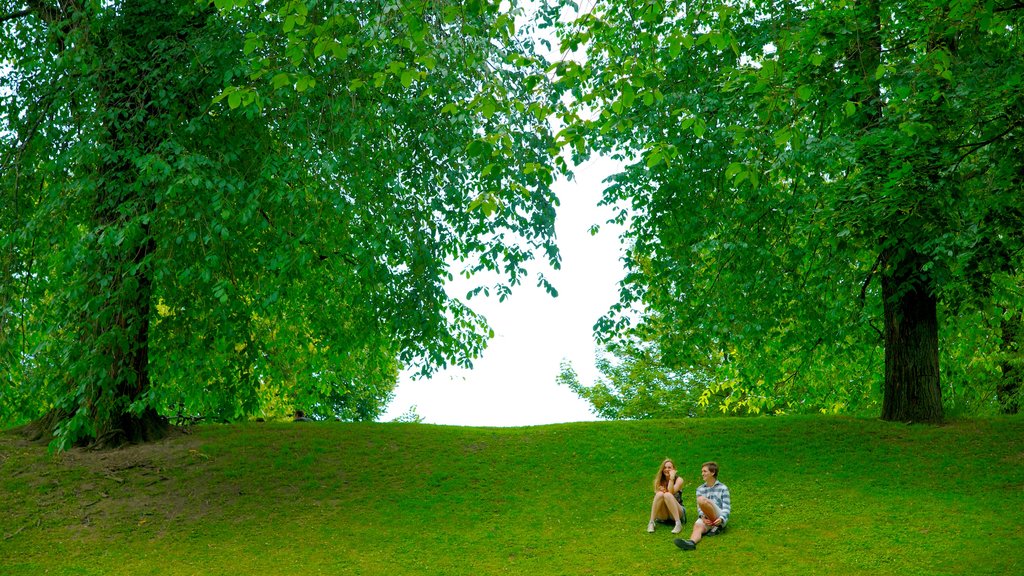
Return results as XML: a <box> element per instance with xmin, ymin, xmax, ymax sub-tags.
<box><xmin>547</xmin><ymin>0</ymin><xmax>1024</xmax><ymax>422</ymax></box>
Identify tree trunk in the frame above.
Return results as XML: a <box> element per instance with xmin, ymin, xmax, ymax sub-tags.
<box><xmin>80</xmin><ymin>5</ymin><xmax>162</xmax><ymax>447</ymax></box>
<box><xmin>880</xmin><ymin>248</ymin><xmax>943</xmax><ymax>422</ymax></box>
<box><xmin>21</xmin><ymin>407</ymin><xmax>169</xmax><ymax>449</ymax></box>
<box><xmin>43</xmin><ymin>0</ymin><xmax>201</xmax><ymax>447</ymax></box>
<box><xmin>850</xmin><ymin>0</ymin><xmax>945</xmax><ymax>423</ymax></box>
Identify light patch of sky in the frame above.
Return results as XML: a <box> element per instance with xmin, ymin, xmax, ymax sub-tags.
<box><xmin>380</xmin><ymin>3</ymin><xmax>631</xmax><ymax>426</ymax></box>
<box><xmin>380</xmin><ymin>155</ymin><xmax>626</xmax><ymax>426</ymax></box>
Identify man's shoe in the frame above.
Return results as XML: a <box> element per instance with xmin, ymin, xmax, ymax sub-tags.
<box><xmin>674</xmin><ymin>539</ymin><xmax>696</xmax><ymax>551</ymax></box>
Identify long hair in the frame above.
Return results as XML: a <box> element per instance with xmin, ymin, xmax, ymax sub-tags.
<box><xmin>653</xmin><ymin>458</ymin><xmax>677</xmax><ymax>492</ymax></box>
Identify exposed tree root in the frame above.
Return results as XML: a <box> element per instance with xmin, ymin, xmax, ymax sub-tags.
<box><xmin>16</xmin><ymin>408</ymin><xmax>173</xmax><ymax>450</ymax></box>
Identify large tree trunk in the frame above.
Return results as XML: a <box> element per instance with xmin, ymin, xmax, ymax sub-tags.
<box><xmin>880</xmin><ymin>248</ymin><xmax>943</xmax><ymax>422</ymax></box>
<box><xmin>30</xmin><ymin>0</ymin><xmax>209</xmax><ymax>447</ymax></box>
<box><xmin>82</xmin><ymin>195</ymin><xmax>166</xmax><ymax>447</ymax></box>
<box><xmin>20</xmin><ymin>407</ymin><xmax>168</xmax><ymax>449</ymax></box>
<box><xmin>82</xmin><ymin>1</ymin><xmax>188</xmax><ymax>447</ymax></box>
<box><xmin>850</xmin><ymin>0</ymin><xmax>945</xmax><ymax>423</ymax></box>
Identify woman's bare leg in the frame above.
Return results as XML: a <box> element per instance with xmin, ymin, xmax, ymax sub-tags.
<box><xmin>665</xmin><ymin>497</ymin><xmax>682</xmax><ymax>522</ymax></box>
<box><xmin>650</xmin><ymin>493</ymin><xmax>669</xmax><ymax>522</ymax></box>
<box><xmin>663</xmin><ymin>497</ymin><xmax>683</xmax><ymax>532</ymax></box>
<box><xmin>650</xmin><ymin>493</ymin><xmax>672</xmax><ymax>531</ymax></box>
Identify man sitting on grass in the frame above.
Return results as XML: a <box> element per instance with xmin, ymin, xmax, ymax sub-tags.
<box><xmin>674</xmin><ymin>461</ymin><xmax>731</xmax><ymax>551</ymax></box>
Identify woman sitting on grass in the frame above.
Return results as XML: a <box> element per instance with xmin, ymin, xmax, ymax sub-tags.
<box><xmin>648</xmin><ymin>458</ymin><xmax>685</xmax><ymax>533</ymax></box>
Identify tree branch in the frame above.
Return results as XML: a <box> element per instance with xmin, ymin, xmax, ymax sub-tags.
<box><xmin>860</xmin><ymin>251</ymin><xmax>884</xmax><ymax>303</ymax></box>
<box><xmin>995</xmin><ymin>2</ymin><xmax>1024</xmax><ymax>13</ymax></box>
<box><xmin>0</xmin><ymin>8</ymin><xmax>33</xmax><ymax>23</ymax></box>
<box><xmin>23</xmin><ymin>0</ymin><xmax>61</xmax><ymax>24</ymax></box>
<box><xmin>860</xmin><ymin>250</ymin><xmax>885</xmax><ymax>340</ymax></box>
<box><xmin>868</xmin><ymin>320</ymin><xmax>883</xmax><ymax>340</ymax></box>
<box><xmin>954</xmin><ymin>119</ymin><xmax>1023</xmax><ymax>169</ymax></box>
<box><xmin>0</xmin><ymin>87</ymin><xmax>57</xmax><ymax>177</ymax></box>
<box><xmin>778</xmin><ymin>337</ymin><xmax>824</xmax><ymax>387</ymax></box>
<box><xmin>259</xmin><ymin>208</ymin><xmax>359</xmax><ymax>267</ymax></box>
<box><xmin>18</xmin><ymin>0</ymin><xmax>82</xmax><ymax>52</ymax></box>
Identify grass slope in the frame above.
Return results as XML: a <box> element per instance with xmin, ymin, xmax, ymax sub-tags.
<box><xmin>1</xmin><ymin>416</ymin><xmax>1022</xmax><ymax>576</ymax></box>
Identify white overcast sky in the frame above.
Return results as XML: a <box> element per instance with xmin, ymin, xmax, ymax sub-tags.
<box><xmin>380</xmin><ymin>156</ymin><xmax>627</xmax><ymax>426</ymax></box>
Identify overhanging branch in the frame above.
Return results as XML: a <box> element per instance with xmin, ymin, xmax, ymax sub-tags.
<box><xmin>259</xmin><ymin>208</ymin><xmax>359</xmax><ymax>267</ymax></box>
<box><xmin>0</xmin><ymin>8</ymin><xmax>33</xmax><ymax>23</ymax></box>
<box><xmin>954</xmin><ymin>119</ymin><xmax>1023</xmax><ymax>169</ymax></box>
<box><xmin>995</xmin><ymin>2</ymin><xmax>1024</xmax><ymax>13</ymax></box>
<box><xmin>16</xmin><ymin>0</ymin><xmax>82</xmax><ymax>52</ymax></box>
<box><xmin>860</xmin><ymin>251</ymin><xmax>885</xmax><ymax>340</ymax></box>
<box><xmin>23</xmin><ymin>0</ymin><xmax>60</xmax><ymax>24</ymax></box>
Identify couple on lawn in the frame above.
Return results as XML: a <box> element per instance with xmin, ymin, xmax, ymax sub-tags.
<box><xmin>648</xmin><ymin>459</ymin><xmax>731</xmax><ymax>552</ymax></box>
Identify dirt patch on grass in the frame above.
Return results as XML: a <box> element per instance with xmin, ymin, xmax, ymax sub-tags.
<box><xmin>1003</xmin><ymin>451</ymin><xmax>1024</xmax><ymax>464</ymax></box>
<box><xmin>61</xmin><ymin>432</ymin><xmax>226</xmax><ymax>531</ymax></box>
<box><xmin>58</xmin><ymin>427</ymin><xmax>200</xmax><ymax>473</ymax></box>
<box><xmin>1</xmin><ymin>428</ymin><xmax>239</xmax><ymax>541</ymax></box>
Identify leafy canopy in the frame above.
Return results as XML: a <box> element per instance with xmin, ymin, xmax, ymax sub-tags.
<box><xmin>546</xmin><ymin>0</ymin><xmax>1024</xmax><ymax>417</ymax></box>
<box><xmin>0</xmin><ymin>0</ymin><xmax>566</xmax><ymax>445</ymax></box>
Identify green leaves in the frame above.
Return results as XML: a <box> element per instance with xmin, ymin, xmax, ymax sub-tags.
<box><xmin>468</xmin><ymin>192</ymin><xmax>501</xmax><ymax>217</ymax></box>
<box><xmin>214</xmin><ymin>86</ymin><xmax>260</xmax><ymax>110</ymax></box>
<box><xmin>213</xmin><ymin>0</ymin><xmax>248</xmax><ymax>10</ymax></box>
<box><xmin>773</xmin><ymin>128</ymin><xmax>791</xmax><ymax>147</ymax></box>
<box><xmin>271</xmin><ymin>73</ymin><xmax>290</xmax><ymax>89</ymax></box>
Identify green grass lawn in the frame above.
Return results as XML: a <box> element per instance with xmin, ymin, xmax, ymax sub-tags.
<box><xmin>1</xmin><ymin>415</ymin><xmax>1022</xmax><ymax>575</ymax></box>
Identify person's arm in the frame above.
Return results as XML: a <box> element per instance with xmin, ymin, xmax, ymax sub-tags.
<box><xmin>718</xmin><ymin>486</ymin><xmax>731</xmax><ymax>523</ymax></box>
<box><xmin>671</xmin><ymin>473</ymin><xmax>683</xmax><ymax>494</ymax></box>
<box><xmin>656</xmin><ymin>478</ymin><xmax>666</xmax><ymax>493</ymax></box>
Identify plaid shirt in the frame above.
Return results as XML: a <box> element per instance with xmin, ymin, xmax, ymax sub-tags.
<box><xmin>696</xmin><ymin>480</ymin><xmax>731</xmax><ymax>525</ymax></box>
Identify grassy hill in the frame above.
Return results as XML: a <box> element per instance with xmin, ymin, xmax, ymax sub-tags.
<box><xmin>1</xmin><ymin>416</ymin><xmax>1022</xmax><ymax>575</ymax></box>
